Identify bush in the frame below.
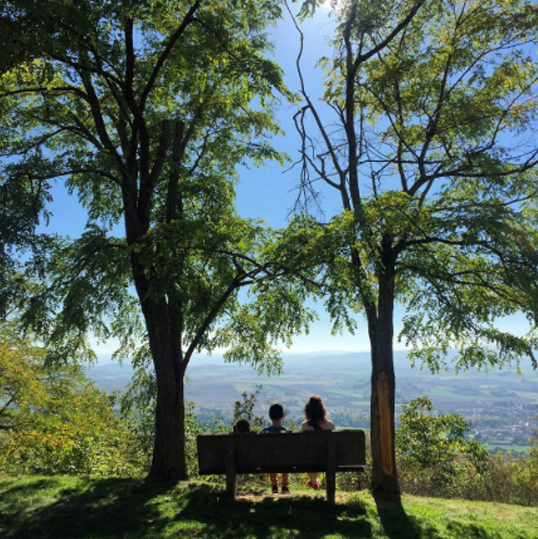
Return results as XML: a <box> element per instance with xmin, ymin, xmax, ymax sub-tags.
<box><xmin>394</xmin><ymin>397</ymin><xmax>538</xmax><ymax>506</ymax></box>
<box><xmin>396</xmin><ymin>396</ymin><xmax>489</xmax><ymax>495</ymax></box>
<box><xmin>0</xmin><ymin>376</ymin><xmax>138</xmax><ymax>477</ymax></box>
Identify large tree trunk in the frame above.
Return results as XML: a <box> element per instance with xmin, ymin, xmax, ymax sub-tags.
<box><xmin>143</xmin><ymin>300</ymin><xmax>187</xmax><ymax>482</ymax></box>
<box><xmin>367</xmin><ymin>242</ymin><xmax>399</xmax><ymax>496</ymax></box>
<box><xmin>129</xmin><ymin>241</ymin><xmax>188</xmax><ymax>483</ymax></box>
<box><xmin>148</xmin><ymin>367</ymin><xmax>186</xmax><ymax>482</ymax></box>
<box><xmin>369</xmin><ymin>328</ymin><xmax>399</xmax><ymax>495</ymax></box>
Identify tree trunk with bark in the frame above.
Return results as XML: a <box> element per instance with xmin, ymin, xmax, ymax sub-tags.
<box><xmin>367</xmin><ymin>241</ymin><xmax>399</xmax><ymax>496</ymax></box>
<box><xmin>129</xmin><ymin>240</ymin><xmax>189</xmax><ymax>482</ymax></box>
<box><xmin>369</xmin><ymin>336</ymin><xmax>399</xmax><ymax>495</ymax></box>
<box><xmin>147</xmin><ymin>361</ymin><xmax>187</xmax><ymax>482</ymax></box>
<box><xmin>143</xmin><ymin>302</ymin><xmax>187</xmax><ymax>482</ymax></box>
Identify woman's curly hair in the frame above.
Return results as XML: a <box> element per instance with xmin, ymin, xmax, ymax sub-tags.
<box><xmin>304</xmin><ymin>395</ymin><xmax>328</xmax><ymax>430</ymax></box>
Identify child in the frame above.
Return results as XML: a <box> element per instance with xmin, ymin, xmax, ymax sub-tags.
<box><xmin>233</xmin><ymin>418</ymin><xmax>250</xmax><ymax>433</ymax></box>
<box><xmin>263</xmin><ymin>403</ymin><xmax>290</xmax><ymax>494</ymax></box>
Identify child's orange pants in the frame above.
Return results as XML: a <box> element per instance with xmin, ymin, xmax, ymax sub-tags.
<box><xmin>269</xmin><ymin>473</ymin><xmax>290</xmax><ymax>487</ymax></box>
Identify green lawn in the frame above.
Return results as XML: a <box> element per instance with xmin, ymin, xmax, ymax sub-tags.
<box><xmin>0</xmin><ymin>475</ymin><xmax>537</xmax><ymax>539</ymax></box>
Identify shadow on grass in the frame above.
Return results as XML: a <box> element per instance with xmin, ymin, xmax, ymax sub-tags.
<box><xmin>0</xmin><ymin>478</ymin><xmax>374</xmax><ymax>539</ymax></box>
<box><xmin>1</xmin><ymin>477</ymin><xmax>177</xmax><ymax>539</ymax></box>
<box><xmin>178</xmin><ymin>487</ymin><xmax>374</xmax><ymax>538</ymax></box>
<box><xmin>373</xmin><ymin>492</ymin><xmax>421</xmax><ymax>539</ymax></box>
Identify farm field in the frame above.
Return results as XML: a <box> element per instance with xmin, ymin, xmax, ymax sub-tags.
<box><xmin>88</xmin><ymin>351</ymin><xmax>538</xmax><ymax>450</ymax></box>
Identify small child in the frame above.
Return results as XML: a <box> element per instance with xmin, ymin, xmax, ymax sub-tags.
<box><xmin>263</xmin><ymin>403</ymin><xmax>290</xmax><ymax>494</ymax></box>
<box><xmin>233</xmin><ymin>419</ymin><xmax>250</xmax><ymax>433</ymax></box>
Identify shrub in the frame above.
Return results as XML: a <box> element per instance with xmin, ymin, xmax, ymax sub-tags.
<box><xmin>396</xmin><ymin>396</ymin><xmax>489</xmax><ymax>497</ymax></box>
<box><xmin>394</xmin><ymin>397</ymin><xmax>538</xmax><ymax>506</ymax></box>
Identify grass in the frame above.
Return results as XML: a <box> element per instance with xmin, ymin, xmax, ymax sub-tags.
<box><xmin>0</xmin><ymin>475</ymin><xmax>537</xmax><ymax>539</ymax></box>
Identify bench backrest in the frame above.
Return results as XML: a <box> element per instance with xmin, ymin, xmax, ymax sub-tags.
<box><xmin>197</xmin><ymin>429</ymin><xmax>366</xmax><ymax>474</ymax></box>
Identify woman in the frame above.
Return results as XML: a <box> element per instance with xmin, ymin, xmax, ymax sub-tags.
<box><xmin>300</xmin><ymin>395</ymin><xmax>335</xmax><ymax>489</ymax></box>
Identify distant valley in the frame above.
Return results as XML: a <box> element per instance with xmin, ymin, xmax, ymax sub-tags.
<box><xmin>87</xmin><ymin>351</ymin><xmax>538</xmax><ymax>452</ymax></box>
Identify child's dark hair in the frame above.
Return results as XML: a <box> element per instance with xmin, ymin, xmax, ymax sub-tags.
<box><xmin>234</xmin><ymin>419</ymin><xmax>250</xmax><ymax>433</ymax></box>
<box><xmin>269</xmin><ymin>403</ymin><xmax>284</xmax><ymax>421</ymax></box>
<box><xmin>304</xmin><ymin>395</ymin><xmax>328</xmax><ymax>429</ymax></box>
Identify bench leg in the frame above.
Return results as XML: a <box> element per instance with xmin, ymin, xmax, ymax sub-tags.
<box><xmin>225</xmin><ymin>467</ymin><xmax>237</xmax><ymax>500</ymax></box>
<box><xmin>225</xmin><ymin>439</ymin><xmax>237</xmax><ymax>500</ymax></box>
<box><xmin>326</xmin><ymin>470</ymin><xmax>336</xmax><ymax>505</ymax></box>
<box><xmin>326</xmin><ymin>437</ymin><xmax>336</xmax><ymax>504</ymax></box>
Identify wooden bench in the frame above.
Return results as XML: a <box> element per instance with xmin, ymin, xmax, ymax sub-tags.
<box><xmin>197</xmin><ymin>429</ymin><xmax>366</xmax><ymax>504</ymax></box>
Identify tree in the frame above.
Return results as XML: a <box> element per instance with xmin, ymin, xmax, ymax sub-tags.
<box><xmin>290</xmin><ymin>0</ymin><xmax>538</xmax><ymax>495</ymax></box>
<box><xmin>0</xmin><ymin>0</ymin><xmax>315</xmax><ymax>482</ymax></box>
<box><xmin>233</xmin><ymin>384</ymin><xmax>265</xmax><ymax>431</ymax></box>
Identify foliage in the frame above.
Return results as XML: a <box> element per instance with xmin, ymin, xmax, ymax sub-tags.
<box><xmin>396</xmin><ymin>396</ymin><xmax>489</xmax><ymax>489</ymax></box>
<box><xmin>233</xmin><ymin>384</ymin><xmax>266</xmax><ymax>431</ymax></box>
<box><xmin>530</xmin><ymin>412</ymin><xmax>538</xmax><ymax>460</ymax></box>
<box><xmin>118</xmin><ymin>352</ymin><xmax>157</xmax><ymax>474</ymax></box>
<box><xmin>392</xmin><ymin>397</ymin><xmax>538</xmax><ymax>506</ymax></box>
<box><xmin>395</xmin><ymin>395</ymin><xmax>487</xmax><ymax>497</ymax></box>
<box><xmin>397</xmin><ymin>449</ymin><xmax>538</xmax><ymax>507</ymax></box>
<box><xmin>0</xmin><ymin>326</ymin><xmax>137</xmax><ymax>476</ymax></box>
<box><xmin>473</xmin><ymin>452</ymin><xmax>538</xmax><ymax>507</ymax></box>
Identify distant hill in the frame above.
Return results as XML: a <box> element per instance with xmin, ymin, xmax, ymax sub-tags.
<box><xmin>86</xmin><ymin>360</ymin><xmax>133</xmax><ymax>392</ymax></box>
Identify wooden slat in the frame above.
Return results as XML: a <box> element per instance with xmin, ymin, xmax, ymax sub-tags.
<box><xmin>197</xmin><ymin>430</ymin><xmax>365</xmax><ymax>475</ymax></box>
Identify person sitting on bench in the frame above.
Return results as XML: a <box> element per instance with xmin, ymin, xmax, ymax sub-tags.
<box><xmin>263</xmin><ymin>403</ymin><xmax>290</xmax><ymax>494</ymax></box>
<box><xmin>300</xmin><ymin>395</ymin><xmax>335</xmax><ymax>490</ymax></box>
<box><xmin>233</xmin><ymin>419</ymin><xmax>250</xmax><ymax>433</ymax></box>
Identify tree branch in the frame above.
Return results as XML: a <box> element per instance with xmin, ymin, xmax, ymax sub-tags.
<box><xmin>140</xmin><ymin>1</ymin><xmax>201</xmax><ymax>110</ymax></box>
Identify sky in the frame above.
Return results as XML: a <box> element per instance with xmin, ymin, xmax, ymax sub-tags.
<box><xmin>38</xmin><ymin>2</ymin><xmax>531</xmax><ymax>357</ymax></box>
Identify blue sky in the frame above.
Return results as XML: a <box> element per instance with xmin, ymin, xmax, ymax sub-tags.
<box><xmin>233</xmin><ymin>5</ymin><xmax>379</xmax><ymax>353</ymax></box>
<box><xmin>39</xmin><ymin>3</ymin><xmax>530</xmax><ymax>357</ymax></box>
